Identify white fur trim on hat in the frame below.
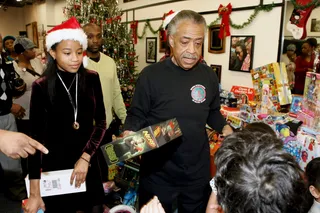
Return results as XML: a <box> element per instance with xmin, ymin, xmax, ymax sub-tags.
<box><xmin>163</xmin><ymin>11</ymin><xmax>181</xmax><ymax>29</ymax></box>
<box><xmin>46</xmin><ymin>28</ymin><xmax>88</xmax><ymax>51</ymax></box>
<box><xmin>82</xmin><ymin>55</ymin><xmax>88</xmax><ymax>68</ymax></box>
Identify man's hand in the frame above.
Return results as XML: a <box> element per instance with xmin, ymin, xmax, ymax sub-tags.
<box><xmin>222</xmin><ymin>125</ymin><xmax>233</xmax><ymax>137</ymax></box>
<box><xmin>122</xmin><ymin>130</ymin><xmax>135</xmax><ymax>137</ymax></box>
<box><xmin>140</xmin><ymin>196</ymin><xmax>165</xmax><ymax>213</ymax></box>
<box><xmin>0</xmin><ymin>130</ymin><xmax>49</xmax><ymax>159</ymax></box>
<box><xmin>11</xmin><ymin>103</ymin><xmax>26</xmax><ymax>119</ymax></box>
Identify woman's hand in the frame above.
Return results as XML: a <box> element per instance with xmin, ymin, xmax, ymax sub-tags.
<box><xmin>24</xmin><ymin>194</ymin><xmax>45</xmax><ymax>213</ymax></box>
<box><xmin>70</xmin><ymin>153</ymin><xmax>90</xmax><ymax>188</ymax></box>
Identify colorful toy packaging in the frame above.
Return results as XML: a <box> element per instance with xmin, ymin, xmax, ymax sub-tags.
<box><xmin>302</xmin><ymin>72</ymin><xmax>320</xmax><ymax>117</ymax></box>
<box><xmin>289</xmin><ymin>95</ymin><xmax>303</xmax><ymax>117</ymax></box>
<box><xmin>101</xmin><ymin>118</ymin><xmax>182</xmax><ymax>166</ymax></box>
<box><xmin>296</xmin><ymin>127</ymin><xmax>320</xmax><ymax>170</ymax></box>
<box><xmin>250</xmin><ymin>62</ymin><xmax>292</xmax><ymax>109</ymax></box>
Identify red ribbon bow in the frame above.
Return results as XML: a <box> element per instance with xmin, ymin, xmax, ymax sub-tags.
<box><xmin>130</xmin><ymin>21</ymin><xmax>138</xmax><ymax>44</ymax></box>
<box><xmin>218</xmin><ymin>3</ymin><xmax>232</xmax><ymax>39</ymax></box>
<box><xmin>162</xmin><ymin>10</ymin><xmax>175</xmax><ymax>20</ymax></box>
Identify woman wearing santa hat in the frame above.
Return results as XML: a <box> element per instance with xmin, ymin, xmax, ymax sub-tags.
<box><xmin>25</xmin><ymin>17</ymin><xmax>106</xmax><ymax>213</ymax></box>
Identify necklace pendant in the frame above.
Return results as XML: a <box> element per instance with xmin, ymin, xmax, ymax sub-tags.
<box><xmin>73</xmin><ymin>121</ymin><xmax>80</xmax><ymax>130</ymax></box>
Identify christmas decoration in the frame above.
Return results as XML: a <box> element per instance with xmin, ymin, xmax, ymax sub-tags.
<box><xmin>290</xmin><ymin>0</ymin><xmax>320</xmax><ymax>10</ymax></box>
<box><xmin>218</xmin><ymin>3</ymin><xmax>232</xmax><ymax>39</ymax></box>
<box><xmin>287</xmin><ymin>0</ymin><xmax>316</xmax><ymax>39</ymax></box>
<box><xmin>209</xmin><ymin>4</ymin><xmax>275</xmax><ymax>30</ymax></box>
<box><xmin>65</xmin><ymin>0</ymin><xmax>138</xmax><ymax>87</ymax></box>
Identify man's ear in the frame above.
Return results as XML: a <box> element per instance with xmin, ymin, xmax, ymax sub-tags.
<box><xmin>49</xmin><ymin>49</ymin><xmax>56</xmax><ymax>60</ymax></box>
<box><xmin>309</xmin><ymin>185</ymin><xmax>320</xmax><ymax>199</ymax></box>
<box><xmin>169</xmin><ymin>35</ymin><xmax>174</xmax><ymax>48</ymax></box>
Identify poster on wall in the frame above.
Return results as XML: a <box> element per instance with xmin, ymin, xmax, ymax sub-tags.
<box><xmin>229</xmin><ymin>36</ymin><xmax>254</xmax><ymax>72</ymax></box>
<box><xmin>146</xmin><ymin>37</ymin><xmax>157</xmax><ymax>63</ymax></box>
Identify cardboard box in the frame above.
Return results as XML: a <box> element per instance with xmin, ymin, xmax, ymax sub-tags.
<box><xmin>101</xmin><ymin>118</ymin><xmax>182</xmax><ymax>166</ymax></box>
<box><xmin>25</xmin><ymin>169</ymin><xmax>86</xmax><ymax>197</ymax></box>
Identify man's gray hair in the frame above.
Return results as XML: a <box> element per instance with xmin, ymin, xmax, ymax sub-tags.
<box><xmin>167</xmin><ymin>10</ymin><xmax>207</xmax><ymax>36</ymax></box>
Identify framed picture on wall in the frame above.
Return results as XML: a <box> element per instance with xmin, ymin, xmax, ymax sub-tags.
<box><xmin>26</xmin><ymin>22</ymin><xmax>39</xmax><ymax>48</ymax></box>
<box><xmin>311</xmin><ymin>19</ymin><xmax>320</xmax><ymax>32</ymax></box>
<box><xmin>229</xmin><ymin>35</ymin><xmax>255</xmax><ymax>72</ymax></box>
<box><xmin>146</xmin><ymin>37</ymin><xmax>157</xmax><ymax>63</ymax></box>
<box><xmin>210</xmin><ymin>64</ymin><xmax>222</xmax><ymax>83</ymax></box>
<box><xmin>208</xmin><ymin>25</ymin><xmax>225</xmax><ymax>54</ymax></box>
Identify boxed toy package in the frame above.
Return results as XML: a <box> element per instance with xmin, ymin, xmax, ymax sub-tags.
<box><xmin>302</xmin><ymin>72</ymin><xmax>320</xmax><ymax>117</ymax></box>
<box><xmin>250</xmin><ymin>62</ymin><xmax>292</xmax><ymax>110</ymax></box>
<box><xmin>296</xmin><ymin>127</ymin><xmax>320</xmax><ymax>170</ymax></box>
<box><xmin>101</xmin><ymin>118</ymin><xmax>182</xmax><ymax>166</ymax></box>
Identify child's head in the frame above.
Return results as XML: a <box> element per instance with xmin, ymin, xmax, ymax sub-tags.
<box><xmin>214</xmin><ymin>131</ymin><xmax>308</xmax><ymax>213</ymax></box>
<box><xmin>244</xmin><ymin>122</ymin><xmax>277</xmax><ymax>137</ymax></box>
<box><xmin>306</xmin><ymin>157</ymin><xmax>320</xmax><ymax>201</ymax></box>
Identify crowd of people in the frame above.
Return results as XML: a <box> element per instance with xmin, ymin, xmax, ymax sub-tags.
<box><xmin>0</xmin><ymin>9</ymin><xmax>319</xmax><ymax>213</ymax></box>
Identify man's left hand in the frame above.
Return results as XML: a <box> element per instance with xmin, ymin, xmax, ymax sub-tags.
<box><xmin>222</xmin><ymin>125</ymin><xmax>233</xmax><ymax>137</ymax></box>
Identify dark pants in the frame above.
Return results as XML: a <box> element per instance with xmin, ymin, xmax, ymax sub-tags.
<box><xmin>139</xmin><ymin>175</ymin><xmax>210</xmax><ymax>213</ymax></box>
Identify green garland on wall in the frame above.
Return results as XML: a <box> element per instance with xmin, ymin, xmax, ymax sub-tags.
<box><xmin>208</xmin><ymin>4</ymin><xmax>274</xmax><ymax>29</ymax></box>
<box><xmin>137</xmin><ymin>20</ymin><xmax>162</xmax><ymax>39</ymax></box>
<box><xmin>290</xmin><ymin>0</ymin><xmax>320</xmax><ymax>10</ymax></box>
<box><xmin>137</xmin><ymin>3</ymin><xmax>276</xmax><ymax>39</ymax></box>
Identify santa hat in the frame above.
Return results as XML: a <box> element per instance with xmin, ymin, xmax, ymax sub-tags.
<box><xmin>163</xmin><ymin>10</ymin><xmax>181</xmax><ymax>29</ymax></box>
<box><xmin>46</xmin><ymin>17</ymin><xmax>88</xmax><ymax>67</ymax></box>
<box><xmin>46</xmin><ymin>17</ymin><xmax>87</xmax><ymax>51</ymax></box>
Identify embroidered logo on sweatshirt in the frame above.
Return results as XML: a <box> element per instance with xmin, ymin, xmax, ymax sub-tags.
<box><xmin>190</xmin><ymin>84</ymin><xmax>206</xmax><ymax>103</ymax></box>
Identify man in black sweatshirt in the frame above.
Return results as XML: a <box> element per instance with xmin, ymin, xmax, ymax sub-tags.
<box><xmin>124</xmin><ymin>10</ymin><xmax>233</xmax><ymax>213</ymax></box>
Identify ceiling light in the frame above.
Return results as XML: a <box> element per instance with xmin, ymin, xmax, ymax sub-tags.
<box><xmin>16</xmin><ymin>0</ymin><xmax>22</xmax><ymax>2</ymax></box>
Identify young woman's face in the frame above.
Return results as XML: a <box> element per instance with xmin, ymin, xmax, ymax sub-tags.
<box><xmin>4</xmin><ymin>39</ymin><xmax>15</xmax><ymax>52</ymax></box>
<box><xmin>50</xmin><ymin>40</ymin><xmax>83</xmax><ymax>73</ymax></box>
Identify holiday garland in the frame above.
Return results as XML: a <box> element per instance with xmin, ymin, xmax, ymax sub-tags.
<box><xmin>137</xmin><ymin>3</ymin><xmax>276</xmax><ymax>39</ymax></box>
<box><xmin>290</xmin><ymin>0</ymin><xmax>320</xmax><ymax>10</ymax></box>
<box><xmin>209</xmin><ymin>4</ymin><xmax>274</xmax><ymax>29</ymax></box>
<box><xmin>137</xmin><ymin>20</ymin><xmax>163</xmax><ymax>39</ymax></box>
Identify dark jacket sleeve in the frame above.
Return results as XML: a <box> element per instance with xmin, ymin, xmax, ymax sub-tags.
<box><xmin>124</xmin><ymin>70</ymin><xmax>152</xmax><ymax>131</ymax></box>
<box><xmin>28</xmin><ymin>81</ymin><xmax>46</xmax><ymax>179</ymax></box>
<box><xmin>206</xmin><ymin>72</ymin><xmax>226</xmax><ymax>133</ymax></box>
<box><xmin>82</xmin><ymin>73</ymin><xmax>106</xmax><ymax>156</ymax></box>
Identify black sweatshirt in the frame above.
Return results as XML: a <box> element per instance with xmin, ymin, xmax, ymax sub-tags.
<box><xmin>124</xmin><ymin>58</ymin><xmax>226</xmax><ymax>185</ymax></box>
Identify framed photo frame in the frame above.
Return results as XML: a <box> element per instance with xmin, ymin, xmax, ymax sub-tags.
<box><xmin>26</xmin><ymin>22</ymin><xmax>39</xmax><ymax>48</ymax></box>
<box><xmin>208</xmin><ymin>25</ymin><xmax>225</xmax><ymax>54</ymax></box>
<box><xmin>311</xmin><ymin>19</ymin><xmax>320</xmax><ymax>32</ymax></box>
<box><xmin>210</xmin><ymin>64</ymin><xmax>222</xmax><ymax>83</ymax></box>
<box><xmin>146</xmin><ymin>37</ymin><xmax>157</xmax><ymax>63</ymax></box>
<box><xmin>229</xmin><ymin>35</ymin><xmax>255</xmax><ymax>72</ymax></box>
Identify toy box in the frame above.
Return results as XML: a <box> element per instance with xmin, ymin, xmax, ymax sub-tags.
<box><xmin>101</xmin><ymin>118</ymin><xmax>182</xmax><ymax>166</ymax></box>
<box><xmin>220</xmin><ymin>106</ymin><xmax>240</xmax><ymax>118</ymax></box>
<box><xmin>296</xmin><ymin>127</ymin><xmax>320</xmax><ymax>170</ymax></box>
<box><xmin>230</xmin><ymin>86</ymin><xmax>255</xmax><ymax>103</ymax></box>
<box><xmin>251</xmin><ymin>62</ymin><xmax>292</xmax><ymax>108</ymax></box>
<box><xmin>302</xmin><ymin>72</ymin><xmax>320</xmax><ymax>117</ymax></box>
<box><xmin>289</xmin><ymin>95</ymin><xmax>303</xmax><ymax>117</ymax></box>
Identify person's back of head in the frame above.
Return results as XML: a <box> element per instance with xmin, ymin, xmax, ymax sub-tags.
<box><xmin>306</xmin><ymin>157</ymin><xmax>320</xmax><ymax>201</ymax></box>
<box><xmin>307</xmin><ymin>38</ymin><xmax>317</xmax><ymax>49</ymax></box>
<box><xmin>214</xmin><ymin>131</ymin><xmax>309</xmax><ymax>213</ymax></box>
<box><xmin>244</xmin><ymin>122</ymin><xmax>277</xmax><ymax>137</ymax></box>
